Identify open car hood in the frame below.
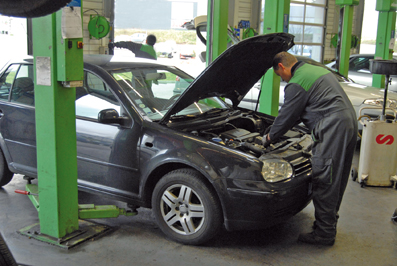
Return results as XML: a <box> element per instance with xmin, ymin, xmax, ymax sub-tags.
<box><xmin>160</xmin><ymin>32</ymin><xmax>294</xmax><ymax>124</ymax></box>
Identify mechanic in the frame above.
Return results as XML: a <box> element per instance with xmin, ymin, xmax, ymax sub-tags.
<box><xmin>263</xmin><ymin>51</ymin><xmax>357</xmax><ymax>246</ymax></box>
<box><xmin>109</xmin><ymin>34</ymin><xmax>157</xmax><ymax>60</ymax></box>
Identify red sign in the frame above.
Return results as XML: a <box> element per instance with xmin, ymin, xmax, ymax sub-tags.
<box><xmin>376</xmin><ymin>134</ymin><xmax>394</xmax><ymax>145</ymax></box>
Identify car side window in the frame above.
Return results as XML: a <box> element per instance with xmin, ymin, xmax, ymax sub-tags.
<box><xmin>10</xmin><ymin>64</ymin><xmax>35</xmax><ymax>106</ymax></box>
<box><xmin>350</xmin><ymin>57</ymin><xmax>370</xmax><ymax>72</ymax></box>
<box><xmin>0</xmin><ymin>64</ymin><xmax>20</xmax><ymax>101</ymax></box>
<box><xmin>75</xmin><ymin>71</ymin><xmax>121</xmax><ymax>120</ymax></box>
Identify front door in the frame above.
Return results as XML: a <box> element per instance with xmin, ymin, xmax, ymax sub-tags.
<box><xmin>75</xmin><ymin>71</ymin><xmax>141</xmax><ymax>199</ymax></box>
<box><xmin>0</xmin><ymin>63</ymin><xmax>36</xmax><ymax>175</ymax></box>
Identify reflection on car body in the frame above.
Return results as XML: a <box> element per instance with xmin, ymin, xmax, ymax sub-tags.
<box><xmin>0</xmin><ymin>33</ymin><xmax>314</xmax><ymax>245</ymax></box>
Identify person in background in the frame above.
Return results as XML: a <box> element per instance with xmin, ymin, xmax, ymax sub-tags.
<box><xmin>109</xmin><ymin>34</ymin><xmax>157</xmax><ymax>60</ymax></box>
<box><xmin>262</xmin><ymin>51</ymin><xmax>357</xmax><ymax>246</ymax></box>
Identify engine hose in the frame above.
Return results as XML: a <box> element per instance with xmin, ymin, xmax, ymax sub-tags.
<box><xmin>241</xmin><ymin>142</ymin><xmax>264</xmax><ymax>156</ymax></box>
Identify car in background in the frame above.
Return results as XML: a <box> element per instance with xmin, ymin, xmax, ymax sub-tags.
<box><xmin>240</xmin><ymin>56</ymin><xmax>397</xmax><ymax>132</ymax></box>
<box><xmin>130</xmin><ymin>33</ymin><xmax>147</xmax><ymax>43</ymax></box>
<box><xmin>155</xmin><ymin>40</ymin><xmax>177</xmax><ymax>58</ymax></box>
<box><xmin>114</xmin><ymin>34</ymin><xmax>132</xmax><ymax>42</ymax></box>
<box><xmin>179</xmin><ymin>45</ymin><xmax>196</xmax><ymax>59</ymax></box>
<box><xmin>0</xmin><ymin>33</ymin><xmax>313</xmax><ymax>245</ymax></box>
<box><xmin>326</xmin><ymin>54</ymin><xmax>397</xmax><ymax>93</ymax></box>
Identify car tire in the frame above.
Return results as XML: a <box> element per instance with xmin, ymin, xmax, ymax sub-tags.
<box><xmin>0</xmin><ymin>150</ymin><xmax>13</xmax><ymax>187</ymax></box>
<box><xmin>152</xmin><ymin>168</ymin><xmax>222</xmax><ymax>245</ymax></box>
<box><xmin>0</xmin><ymin>233</ymin><xmax>17</xmax><ymax>266</ymax></box>
<box><xmin>0</xmin><ymin>0</ymin><xmax>71</xmax><ymax>18</ymax></box>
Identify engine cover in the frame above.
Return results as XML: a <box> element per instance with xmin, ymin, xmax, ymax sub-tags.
<box><xmin>220</xmin><ymin>128</ymin><xmax>259</xmax><ymax>142</ymax></box>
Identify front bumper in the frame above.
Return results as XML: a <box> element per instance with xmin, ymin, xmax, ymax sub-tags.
<box><xmin>221</xmin><ymin>173</ymin><xmax>312</xmax><ymax>231</ymax></box>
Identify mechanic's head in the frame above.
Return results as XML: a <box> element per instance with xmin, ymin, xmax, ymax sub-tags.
<box><xmin>273</xmin><ymin>52</ymin><xmax>297</xmax><ymax>82</ymax></box>
<box><xmin>146</xmin><ymin>34</ymin><xmax>157</xmax><ymax>46</ymax></box>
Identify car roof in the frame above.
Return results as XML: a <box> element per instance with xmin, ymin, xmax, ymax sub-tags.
<box><xmin>2</xmin><ymin>55</ymin><xmax>168</xmax><ymax>69</ymax></box>
<box><xmin>83</xmin><ymin>54</ymin><xmax>171</xmax><ymax>71</ymax></box>
<box><xmin>349</xmin><ymin>53</ymin><xmax>397</xmax><ymax>60</ymax></box>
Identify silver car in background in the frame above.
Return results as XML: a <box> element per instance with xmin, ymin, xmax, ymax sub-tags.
<box><xmin>326</xmin><ymin>54</ymin><xmax>397</xmax><ymax>93</ymax></box>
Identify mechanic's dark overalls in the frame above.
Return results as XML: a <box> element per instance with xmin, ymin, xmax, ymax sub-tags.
<box><xmin>269</xmin><ymin>61</ymin><xmax>357</xmax><ymax>239</ymax></box>
<box><xmin>114</xmin><ymin>41</ymin><xmax>157</xmax><ymax>60</ymax></box>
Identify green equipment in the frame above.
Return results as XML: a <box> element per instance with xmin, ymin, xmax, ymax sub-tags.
<box><xmin>88</xmin><ymin>15</ymin><xmax>110</xmax><ymax>39</ymax></box>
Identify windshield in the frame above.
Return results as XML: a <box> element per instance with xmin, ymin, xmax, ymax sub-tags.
<box><xmin>111</xmin><ymin>67</ymin><xmax>229</xmax><ymax>120</ymax></box>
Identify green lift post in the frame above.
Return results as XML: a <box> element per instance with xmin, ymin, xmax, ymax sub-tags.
<box><xmin>259</xmin><ymin>0</ymin><xmax>290</xmax><ymax>116</ymax></box>
<box><xmin>18</xmin><ymin>5</ymin><xmax>136</xmax><ymax>249</ymax></box>
<box><xmin>335</xmin><ymin>0</ymin><xmax>359</xmax><ymax>78</ymax></box>
<box><xmin>372</xmin><ymin>0</ymin><xmax>397</xmax><ymax>89</ymax></box>
<box><xmin>206</xmin><ymin>0</ymin><xmax>228</xmax><ymax>65</ymax></box>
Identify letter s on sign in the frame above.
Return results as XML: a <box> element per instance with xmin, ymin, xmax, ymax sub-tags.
<box><xmin>376</xmin><ymin>134</ymin><xmax>394</xmax><ymax>145</ymax></box>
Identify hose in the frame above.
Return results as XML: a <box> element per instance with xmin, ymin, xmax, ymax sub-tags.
<box><xmin>357</xmin><ymin>115</ymin><xmax>372</xmax><ymax>138</ymax></box>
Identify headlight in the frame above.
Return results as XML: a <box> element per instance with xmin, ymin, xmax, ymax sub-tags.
<box><xmin>363</xmin><ymin>98</ymin><xmax>397</xmax><ymax>108</ymax></box>
<box><xmin>262</xmin><ymin>159</ymin><xmax>293</xmax><ymax>183</ymax></box>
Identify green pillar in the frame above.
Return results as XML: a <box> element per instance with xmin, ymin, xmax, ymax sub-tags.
<box><xmin>206</xmin><ymin>0</ymin><xmax>228</xmax><ymax>64</ymax></box>
<box><xmin>338</xmin><ymin>5</ymin><xmax>354</xmax><ymax>77</ymax></box>
<box><xmin>335</xmin><ymin>1</ymin><xmax>359</xmax><ymax>77</ymax></box>
<box><xmin>259</xmin><ymin>0</ymin><xmax>290</xmax><ymax>116</ymax></box>
<box><xmin>32</xmin><ymin>9</ymin><xmax>83</xmax><ymax>238</ymax></box>
<box><xmin>373</xmin><ymin>0</ymin><xmax>397</xmax><ymax>88</ymax></box>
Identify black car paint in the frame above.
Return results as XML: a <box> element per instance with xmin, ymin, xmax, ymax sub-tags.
<box><xmin>0</xmin><ymin>33</ymin><xmax>312</xmax><ymax>233</ymax></box>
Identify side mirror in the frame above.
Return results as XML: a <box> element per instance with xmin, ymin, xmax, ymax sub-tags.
<box><xmin>98</xmin><ymin>108</ymin><xmax>128</xmax><ymax>125</ymax></box>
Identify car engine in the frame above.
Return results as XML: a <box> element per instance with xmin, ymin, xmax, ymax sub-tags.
<box><xmin>171</xmin><ymin>110</ymin><xmax>312</xmax><ymax>158</ymax></box>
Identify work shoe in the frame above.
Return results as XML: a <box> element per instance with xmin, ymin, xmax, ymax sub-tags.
<box><xmin>298</xmin><ymin>231</ymin><xmax>335</xmax><ymax>246</ymax></box>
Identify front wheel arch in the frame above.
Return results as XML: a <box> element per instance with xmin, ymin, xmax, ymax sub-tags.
<box><xmin>0</xmin><ymin>149</ymin><xmax>13</xmax><ymax>187</ymax></box>
<box><xmin>151</xmin><ymin>168</ymin><xmax>223</xmax><ymax>245</ymax></box>
<box><xmin>142</xmin><ymin>162</ymin><xmax>223</xmax><ymax>209</ymax></box>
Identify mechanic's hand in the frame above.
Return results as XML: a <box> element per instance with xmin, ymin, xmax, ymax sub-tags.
<box><xmin>262</xmin><ymin>134</ymin><xmax>272</xmax><ymax>148</ymax></box>
<box><xmin>264</xmin><ymin>125</ymin><xmax>272</xmax><ymax>135</ymax></box>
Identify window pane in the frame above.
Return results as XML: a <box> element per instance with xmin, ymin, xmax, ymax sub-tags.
<box><xmin>86</xmin><ymin>72</ymin><xmax>107</xmax><ymax>91</ymax></box>
<box><xmin>11</xmin><ymin>64</ymin><xmax>34</xmax><ymax>106</ymax></box>
<box><xmin>0</xmin><ymin>64</ymin><xmax>19</xmax><ymax>101</ymax></box>
<box><xmin>350</xmin><ymin>56</ymin><xmax>371</xmax><ymax>72</ymax></box>
<box><xmin>311</xmin><ymin>45</ymin><xmax>322</xmax><ymax>62</ymax></box>
<box><xmin>290</xmin><ymin>4</ymin><xmax>304</xmax><ymax>23</ymax></box>
<box><xmin>289</xmin><ymin>24</ymin><xmax>303</xmax><ymax>42</ymax></box>
<box><xmin>76</xmin><ymin>72</ymin><xmax>120</xmax><ymax>119</ymax></box>
<box><xmin>303</xmin><ymin>25</ymin><xmax>323</xmax><ymax>43</ymax></box>
<box><xmin>288</xmin><ymin>45</ymin><xmax>310</xmax><ymax>57</ymax></box>
<box><xmin>305</xmin><ymin>6</ymin><xmax>325</xmax><ymax>24</ymax></box>
<box><xmin>306</xmin><ymin>0</ymin><xmax>326</xmax><ymax>4</ymax></box>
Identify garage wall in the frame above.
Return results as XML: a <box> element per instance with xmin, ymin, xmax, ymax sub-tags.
<box><xmin>323</xmin><ymin>1</ymin><xmax>364</xmax><ymax>62</ymax></box>
<box><xmin>228</xmin><ymin>0</ymin><xmax>261</xmax><ymax>33</ymax></box>
<box><xmin>83</xmin><ymin>0</ymin><xmax>111</xmax><ymax>55</ymax></box>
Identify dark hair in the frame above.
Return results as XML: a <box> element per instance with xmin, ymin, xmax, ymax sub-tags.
<box><xmin>146</xmin><ymin>34</ymin><xmax>157</xmax><ymax>46</ymax></box>
<box><xmin>273</xmin><ymin>51</ymin><xmax>297</xmax><ymax>70</ymax></box>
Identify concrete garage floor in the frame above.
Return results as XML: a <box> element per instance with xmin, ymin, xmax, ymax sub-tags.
<box><xmin>1</xmin><ymin>148</ymin><xmax>396</xmax><ymax>266</ymax></box>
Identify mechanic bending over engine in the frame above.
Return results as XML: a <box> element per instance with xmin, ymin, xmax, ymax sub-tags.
<box><xmin>262</xmin><ymin>51</ymin><xmax>357</xmax><ymax>246</ymax></box>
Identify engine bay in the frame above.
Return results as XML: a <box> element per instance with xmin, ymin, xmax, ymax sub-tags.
<box><xmin>171</xmin><ymin>109</ymin><xmax>312</xmax><ymax>158</ymax></box>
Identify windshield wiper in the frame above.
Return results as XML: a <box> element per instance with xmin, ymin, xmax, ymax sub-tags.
<box><xmin>198</xmin><ymin>108</ymin><xmax>231</xmax><ymax>117</ymax></box>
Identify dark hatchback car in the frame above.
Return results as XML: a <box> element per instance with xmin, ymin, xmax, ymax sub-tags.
<box><xmin>0</xmin><ymin>33</ymin><xmax>312</xmax><ymax>245</ymax></box>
